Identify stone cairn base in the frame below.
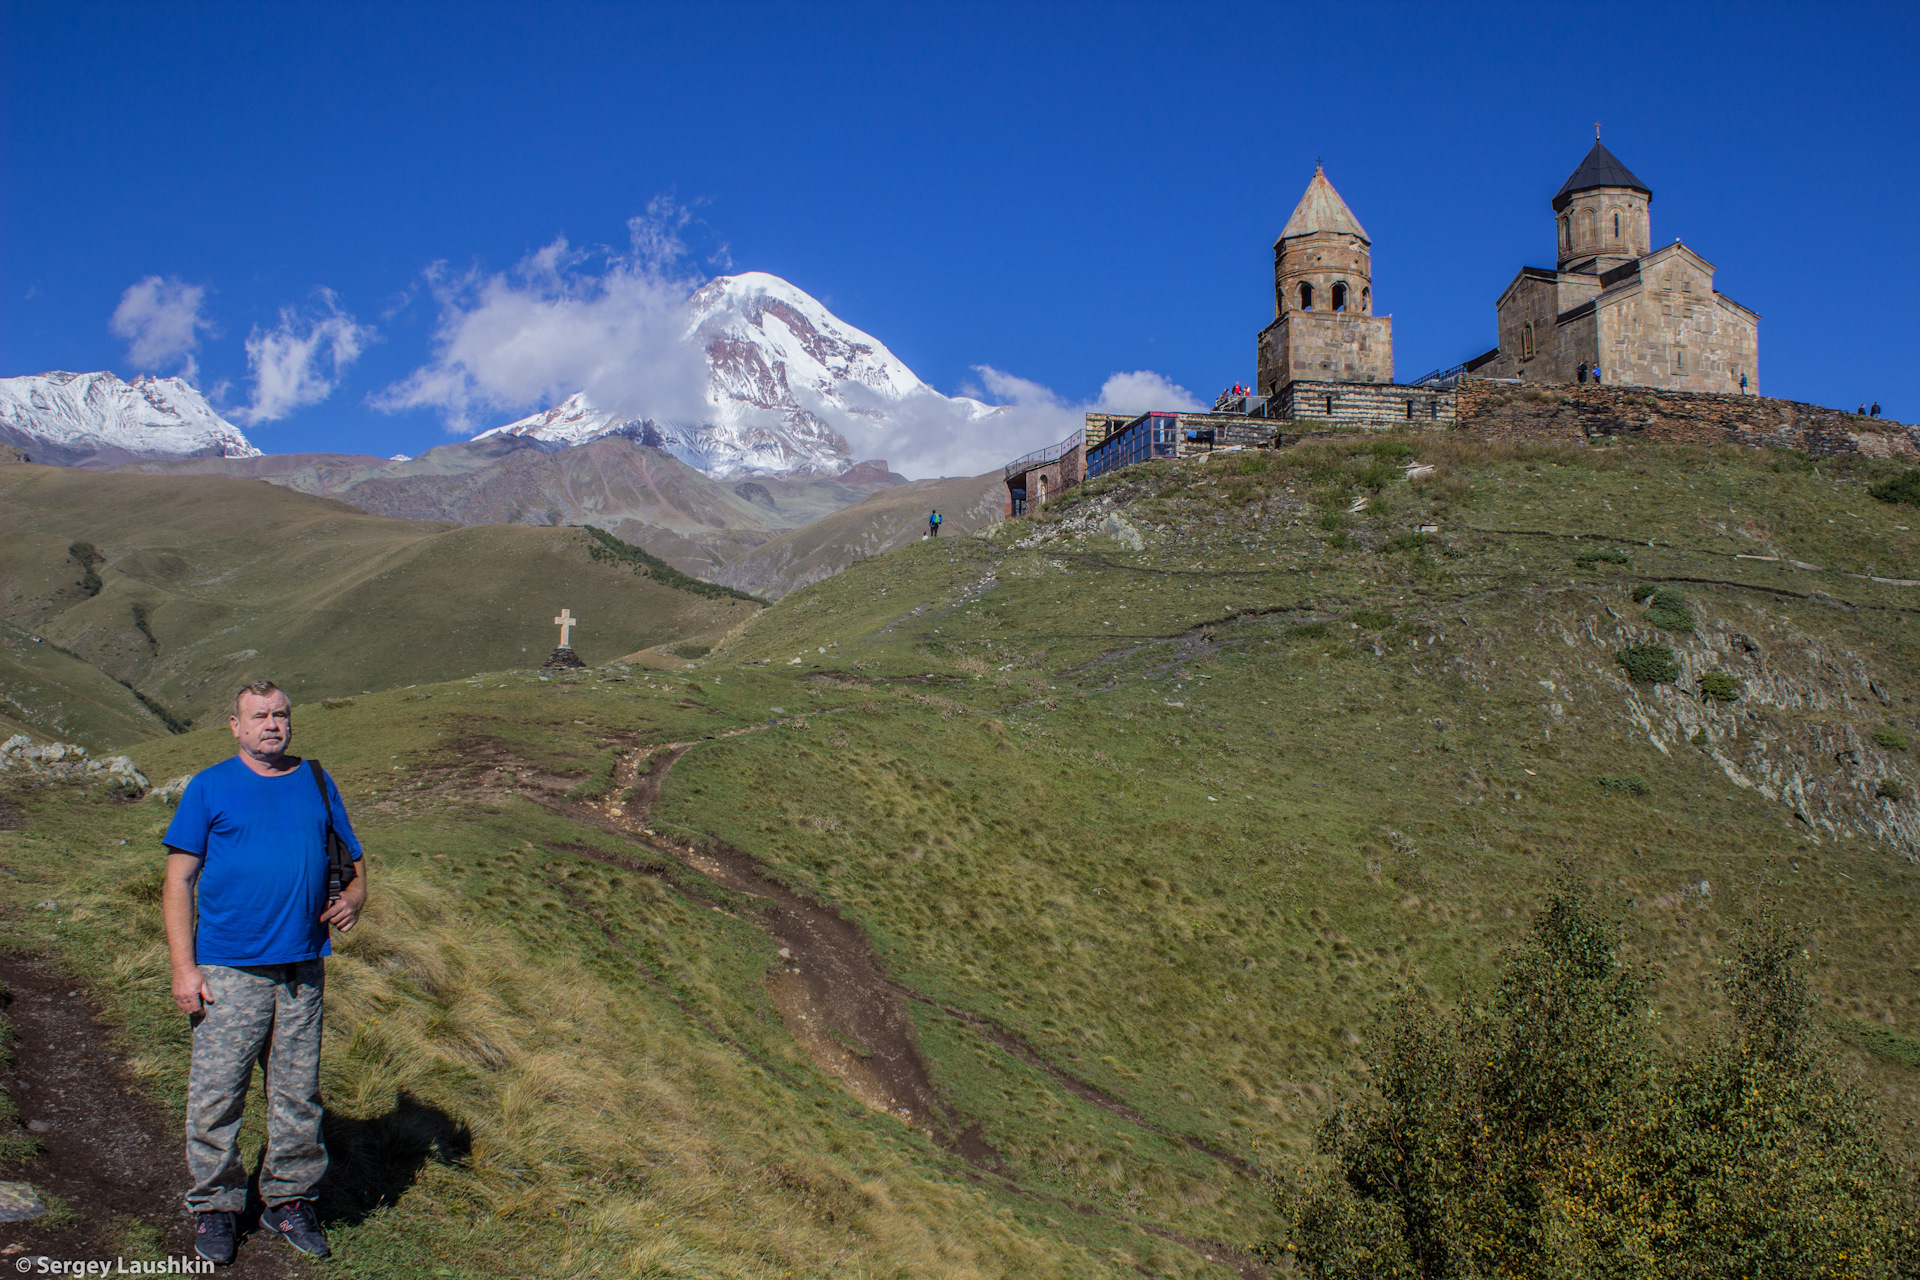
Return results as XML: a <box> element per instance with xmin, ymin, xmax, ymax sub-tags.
<box><xmin>541</xmin><ymin>646</ymin><xmax>587</xmax><ymax>670</ymax></box>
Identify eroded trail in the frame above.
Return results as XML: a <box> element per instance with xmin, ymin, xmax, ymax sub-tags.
<box><xmin>464</xmin><ymin>730</ymin><xmax>1266</xmax><ymax>1277</ymax></box>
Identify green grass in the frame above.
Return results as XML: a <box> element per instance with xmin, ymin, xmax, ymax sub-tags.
<box><xmin>3</xmin><ymin>434</ymin><xmax>1918</xmax><ymax>1276</ymax></box>
<box><xmin>0</xmin><ymin>466</ymin><xmax>760</xmax><ymax>744</ymax></box>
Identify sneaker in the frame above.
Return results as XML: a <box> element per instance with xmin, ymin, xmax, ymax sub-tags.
<box><xmin>193</xmin><ymin>1211</ymin><xmax>237</xmax><ymax>1266</ymax></box>
<box><xmin>260</xmin><ymin>1198</ymin><xmax>331</xmax><ymax>1258</ymax></box>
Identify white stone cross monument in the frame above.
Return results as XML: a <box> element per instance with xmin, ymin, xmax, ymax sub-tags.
<box><xmin>553</xmin><ymin>608</ymin><xmax>578</xmax><ymax>648</ymax></box>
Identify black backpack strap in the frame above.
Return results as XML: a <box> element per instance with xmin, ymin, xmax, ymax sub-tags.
<box><xmin>307</xmin><ymin>759</ymin><xmax>356</xmax><ymax>899</ymax></box>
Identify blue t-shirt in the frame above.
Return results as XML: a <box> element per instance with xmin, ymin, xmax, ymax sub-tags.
<box><xmin>162</xmin><ymin>757</ymin><xmax>363</xmax><ymax>966</ymax></box>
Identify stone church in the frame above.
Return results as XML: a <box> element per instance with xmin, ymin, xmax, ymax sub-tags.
<box><xmin>1470</xmin><ymin>141</ymin><xmax>1760</xmax><ymax>392</ymax></box>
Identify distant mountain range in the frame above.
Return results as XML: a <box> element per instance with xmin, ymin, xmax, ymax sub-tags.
<box><xmin>2</xmin><ymin>272</ymin><xmax>1012</xmax><ymax>595</ymax></box>
<box><xmin>0</xmin><ymin>371</ymin><xmax>260</xmax><ymax>466</ymax></box>
<box><xmin>476</xmin><ymin>272</ymin><xmax>1002</xmax><ymax>477</ymax></box>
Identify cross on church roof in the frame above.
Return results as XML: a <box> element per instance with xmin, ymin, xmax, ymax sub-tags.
<box><xmin>553</xmin><ymin>608</ymin><xmax>578</xmax><ymax>648</ymax></box>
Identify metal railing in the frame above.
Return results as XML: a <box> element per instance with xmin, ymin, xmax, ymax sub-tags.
<box><xmin>1409</xmin><ymin>363</ymin><xmax>1468</xmax><ymax>388</ymax></box>
<box><xmin>1003</xmin><ymin>430</ymin><xmax>1083</xmax><ymax>479</ymax></box>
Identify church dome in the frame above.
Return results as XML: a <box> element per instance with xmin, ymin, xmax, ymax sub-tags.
<box><xmin>1553</xmin><ymin>142</ymin><xmax>1651</xmax><ymax>213</ymax></box>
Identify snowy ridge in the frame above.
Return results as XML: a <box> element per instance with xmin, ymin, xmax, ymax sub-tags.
<box><xmin>0</xmin><ymin>371</ymin><xmax>260</xmax><ymax>465</ymax></box>
<box><xmin>476</xmin><ymin>272</ymin><xmax>999</xmax><ymax>477</ymax></box>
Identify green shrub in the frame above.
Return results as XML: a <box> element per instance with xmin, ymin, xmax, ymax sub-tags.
<box><xmin>1631</xmin><ymin>582</ymin><xmax>1658</xmax><ymax>604</ymax></box>
<box><xmin>1286</xmin><ymin>621</ymin><xmax>1330</xmax><ymax>641</ymax></box>
<box><xmin>1616</xmin><ymin>644</ymin><xmax>1678</xmax><ymax>684</ymax></box>
<box><xmin>1878</xmin><ymin>779</ymin><xmax>1909</xmax><ymax>801</ymax></box>
<box><xmin>1265</xmin><ymin>891</ymin><xmax>1918</xmax><ymax>1276</ymax></box>
<box><xmin>1868</xmin><ymin>467</ymin><xmax>1920</xmax><ymax>507</ymax></box>
<box><xmin>1317</xmin><ymin>511</ymin><xmax>1349</xmax><ymax>532</ymax></box>
<box><xmin>320</xmin><ymin>697</ymin><xmax>356</xmax><ymax>709</ymax></box>
<box><xmin>1574</xmin><ymin>545</ymin><xmax>1631</xmax><ymax>567</ymax></box>
<box><xmin>1368</xmin><ymin>439</ymin><xmax>1416</xmax><ymax>464</ymax></box>
<box><xmin>1690</xmin><ymin>728</ymin><xmax>1710</xmax><ymax>746</ymax></box>
<box><xmin>671</xmin><ymin>644</ymin><xmax>711</xmax><ymax>659</ymax></box>
<box><xmin>1597</xmin><ymin>774</ymin><xmax>1650</xmax><ymax>795</ymax></box>
<box><xmin>581</xmin><ymin>526</ymin><xmax>765</xmax><ymax>604</ymax></box>
<box><xmin>1349</xmin><ymin>610</ymin><xmax>1393</xmax><ymax>631</ymax></box>
<box><xmin>1356</xmin><ymin>461</ymin><xmax>1399</xmax><ymax>491</ymax></box>
<box><xmin>1871</xmin><ymin>726</ymin><xmax>1909</xmax><ymax>752</ymax></box>
<box><xmin>1378</xmin><ymin>532</ymin><xmax>1429</xmax><ymax>555</ymax></box>
<box><xmin>1643</xmin><ymin>587</ymin><xmax>1694</xmax><ymax>632</ymax></box>
<box><xmin>1699</xmin><ymin>671</ymin><xmax>1742</xmax><ymax>701</ymax></box>
<box><xmin>68</xmin><ymin>540</ymin><xmax>104</xmax><ymax>597</ymax></box>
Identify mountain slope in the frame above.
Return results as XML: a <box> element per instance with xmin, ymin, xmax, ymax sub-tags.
<box><xmin>475</xmin><ymin>272</ymin><xmax>1002</xmax><ymax>477</ymax></box>
<box><xmin>2</xmin><ymin>433</ymin><xmax>1915</xmax><ymax>1277</ymax></box>
<box><xmin>0</xmin><ymin>461</ymin><xmax>759</xmax><ymax>738</ymax></box>
<box><xmin>117</xmin><ymin>437</ymin><xmax>911</xmax><ymax>577</ymax></box>
<box><xmin>0</xmin><ymin>371</ymin><xmax>259</xmax><ymax>466</ymax></box>
<box><xmin>713</xmin><ymin>470</ymin><xmax>1007</xmax><ymax>598</ymax></box>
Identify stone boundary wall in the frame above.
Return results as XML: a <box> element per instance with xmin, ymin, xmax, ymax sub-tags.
<box><xmin>1276</xmin><ymin>379</ymin><xmax>1458</xmax><ymax>430</ymax></box>
<box><xmin>1453</xmin><ymin>378</ymin><xmax>1920</xmax><ymax>460</ymax></box>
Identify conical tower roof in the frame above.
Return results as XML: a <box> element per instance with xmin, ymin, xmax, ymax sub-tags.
<box><xmin>1280</xmin><ymin>166</ymin><xmax>1370</xmax><ymax>244</ymax></box>
<box><xmin>1552</xmin><ymin>141</ymin><xmax>1650</xmax><ymax>212</ymax></box>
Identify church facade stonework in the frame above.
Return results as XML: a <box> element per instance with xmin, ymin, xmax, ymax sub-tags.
<box><xmin>1472</xmin><ymin>142</ymin><xmax>1760</xmax><ymax>394</ymax></box>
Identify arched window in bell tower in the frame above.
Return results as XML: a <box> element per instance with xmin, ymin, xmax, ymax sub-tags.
<box><xmin>1361</xmin><ymin>287</ymin><xmax>1370</xmax><ymax>313</ymax></box>
<box><xmin>1298</xmin><ymin>283</ymin><xmax>1314</xmax><ymax>310</ymax></box>
<box><xmin>1613</xmin><ymin>211</ymin><xmax>1621</xmax><ymax>240</ymax></box>
<box><xmin>1331</xmin><ymin>282</ymin><xmax>1348</xmax><ymax>312</ymax></box>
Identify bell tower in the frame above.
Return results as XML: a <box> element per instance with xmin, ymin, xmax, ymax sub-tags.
<box><xmin>1257</xmin><ymin>166</ymin><xmax>1393</xmax><ymax>395</ymax></box>
<box><xmin>1552</xmin><ymin>138</ymin><xmax>1651</xmax><ymax>274</ymax></box>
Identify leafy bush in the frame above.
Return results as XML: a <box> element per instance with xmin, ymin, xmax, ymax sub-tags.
<box><xmin>1631</xmin><ymin>582</ymin><xmax>1658</xmax><ymax>604</ymax></box>
<box><xmin>1349</xmin><ymin>610</ymin><xmax>1393</xmax><ymax>631</ymax></box>
<box><xmin>1378</xmin><ymin>532</ymin><xmax>1429</xmax><ymax>555</ymax></box>
<box><xmin>582</xmin><ymin>526</ymin><xmax>765</xmax><ymax>604</ymax></box>
<box><xmin>1868</xmin><ymin>467</ymin><xmax>1920</xmax><ymax>507</ymax></box>
<box><xmin>1699</xmin><ymin>670</ymin><xmax>1743</xmax><ymax>701</ymax></box>
<box><xmin>1878</xmin><ymin>779</ymin><xmax>1909</xmax><ymax>801</ymax></box>
<box><xmin>68</xmin><ymin>540</ymin><xmax>104</xmax><ymax>597</ymax></box>
<box><xmin>1644</xmin><ymin>587</ymin><xmax>1694</xmax><ymax>632</ymax></box>
<box><xmin>1265</xmin><ymin>889</ymin><xmax>1918</xmax><ymax>1276</ymax></box>
<box><xmin>1597</xmin><ymin>774</ymin><xmax>1650</xmax><ymax>795</ymax></box>
<box><xmin>1690</xmin><ymin>728</ymin><xmax>1710</xmax><ymax>746</ymax></box>
<box><xmin>672</xmin><ymin>644</ymin><xmax>711</xmax><ymax>659</ymax></box>
<box><xmin>1318</xmin><ymin>511</ymin><xmax>1349</xmax><ymax>532</ymax></box>
<box><xmin>1574</xmin><ymin>545</ymin><xmax>1631</xmax><ymax>567</ymax></box>
<box><xmin>1872</xmin><ymin>726</ymin><xmax>1910</xmax><ymax>752</ymax></box>
<box><xmin>1616</xmin><ymin>644</ymin><xmax>1678</xmax><ymax>684</ymax></box>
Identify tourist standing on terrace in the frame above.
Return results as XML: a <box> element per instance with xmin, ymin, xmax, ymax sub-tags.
<box><xmin>162</xmin><ymin>680</ymin><xmax>368</xmax><ymax>1265</ymax></box>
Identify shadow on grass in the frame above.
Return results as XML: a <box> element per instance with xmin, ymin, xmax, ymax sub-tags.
<box><xmin>313</xmin><ymin>1090</ymin><xmax>473</xmax><ymax>1224</ymax></box>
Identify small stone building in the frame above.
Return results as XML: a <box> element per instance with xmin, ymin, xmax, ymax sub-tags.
<box><xmin>1003</xmin><ymin>431</ymin><xmax>1085</xmax><ymax>516</ymax></box>
<box><xmin>1472</xmin><ymin>141</ymin><xmax>1760</xmax><ymax>393</ymax></box>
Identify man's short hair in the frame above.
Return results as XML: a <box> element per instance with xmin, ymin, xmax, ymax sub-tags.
<box><xmin>231</xmin><ymin>679</ymin><xmax>287</xmax><ymax>719</ymax></box>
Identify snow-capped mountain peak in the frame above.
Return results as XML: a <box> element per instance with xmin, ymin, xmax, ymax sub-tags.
<box><xmin>0</xmin><ymin>370</ymin><xmax>260</xmax><ymax>466</ymax></box>
<box><xmin>474</xmin><ymin>272</ymin><xmax>999</xmax><ymax>478</ymax></box>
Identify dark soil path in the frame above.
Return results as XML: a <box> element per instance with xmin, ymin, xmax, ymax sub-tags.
<box><xmin>0</xmin><ymin>954</ymin><xmax>296</xmax><ymax>1277</ymax></box>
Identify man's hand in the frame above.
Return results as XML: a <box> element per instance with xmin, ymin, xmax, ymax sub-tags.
<box><xmin>172</xmin><ymin>965</ymin><xmax>212</xmax><ymax>1016</ymax></box>
<box><xmin>319</xmin><ymin>873</ymin><xmax>367</xmax><ymax>933</ymax></box>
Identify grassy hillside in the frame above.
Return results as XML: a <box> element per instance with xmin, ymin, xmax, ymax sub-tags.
<box><xmin>715</xmin><ymin>471</ymin><xmax>1007</xmax><ymax>599</ymax></box>
<box><xmin>2</xmin><ymin>434</ymin><xmax>1916</xmax><ymax>1276</ymax></box>
<box><xmin>0</xmin><ymin>464</ymin><xmax>759</xmax><ymax>744</ymax></box>
<box><xmin>124</xmin><ymin>438</ymin><xmax>913</xmax><ymax>579</ymax></box>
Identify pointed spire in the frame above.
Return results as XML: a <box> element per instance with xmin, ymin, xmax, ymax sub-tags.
<box><xmin>1280</xmin><ymin>165</ymin><xmax>1370</xmax><ymax>243</ymax></box>
<box><xmin>1552</xmin><ymin>141</ymin><xmax>1650</xmax><ymax>211</ymax></box>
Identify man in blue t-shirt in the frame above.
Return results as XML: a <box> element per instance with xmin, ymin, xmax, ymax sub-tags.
<box><xmin>163</xmin><ymin>679</ymin><xmax>368</xmax><ymax>1265</ymax></box>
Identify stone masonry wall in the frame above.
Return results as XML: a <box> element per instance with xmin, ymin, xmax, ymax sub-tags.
<box><xmin>1276</xmin><ymin>379</ymin><xmax>1457</xmax><ymax>430</ymax></box>
<box><xmin>1453</xmin><ymin>378</ymin><xmax>1919</xmax><ymax>460</ymax></box>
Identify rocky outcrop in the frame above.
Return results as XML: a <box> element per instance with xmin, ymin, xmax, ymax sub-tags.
<box><xmin>0</xmin><ymin>734</ymin><xmax>149</xmax><ymax>796</ymax></box>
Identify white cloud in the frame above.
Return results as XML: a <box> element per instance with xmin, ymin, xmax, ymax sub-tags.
<box><xmin>237</xmin><ymin>290</ymin><xmax>376</xmax><ymax>424</ymax></box>
<box><xmin>376</xmin><ymin>200</ymin><xmax>713</xmax><ymax>433</ymax></box>
<box><xmin>110</xmin><ymin>277</ymin><xmax>212</xmax><ymax>381</ymax></box>
<box><xmin>1093</xmin><ymin>370</ymin><xmax>1204</xmax><ymax>414</ymax></box>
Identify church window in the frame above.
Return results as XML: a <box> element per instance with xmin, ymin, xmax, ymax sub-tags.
<box><xmin>1361</xmin><ymin>287</ymin><xmax>1370</xmax><ymax>312</ymax></box>
<box><xmin>1613</xmin><ymin>211</ymin><xmax>1621</xmax><ymax>239</ymax></box>
<box><xmin>1521</xmin><ymin>323</ymin><xmax>1535</xmax><ymax>359</ymax></box>
<box><xmin>1673</xmin><ymin>350</ymin><xmax>1684</xmax><ymax>373</ymax></box>
<box><xmin>1406</xmin><ymin>399</ymin><xmax>1414</xmax><ymax>421</ymax></box>
<box><xmin>1299</xmin><ymin>282</ymin><xmax>1314</xmax><ymax>310</ymax></box>
<box><xmin>1326</xmin><ymin>395</ymin><xmax>1334</xmax><ymax>416</ymax></box>
<box><xmin>1560</xmin><ymin>218</ymin><xmax>1570</xmax><ymax>250</ymax></box>
<box><xmin>1331</xmin><ymin>282</ymin><xmax>1348</xmax><ymax>312</ymax></box>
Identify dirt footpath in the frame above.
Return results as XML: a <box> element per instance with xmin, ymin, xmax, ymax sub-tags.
<box><xmin>0</xmin><ymin>953</ymin><xmax>295</xmax><ymax>1277</ymax></box>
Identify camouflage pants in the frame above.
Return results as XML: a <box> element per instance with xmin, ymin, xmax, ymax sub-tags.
<box><xmin>184</xmin><ymin>961</ymin><xmax>327</xmax><ymax>1212</ymax></box>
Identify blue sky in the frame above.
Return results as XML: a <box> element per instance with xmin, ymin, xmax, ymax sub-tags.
<box><xmin>4</xmin><ymin>1</ymin><xmax>1916</xmax><ymax>465</ymax></box>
